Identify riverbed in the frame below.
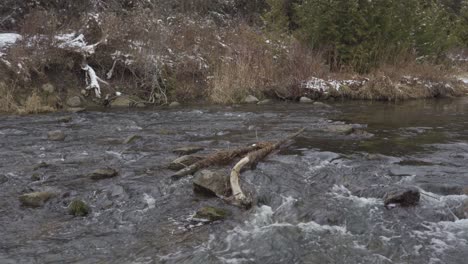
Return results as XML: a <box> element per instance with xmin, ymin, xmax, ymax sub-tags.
<box><xmin>1</xmin><ymin>99</ymin><xmax>468</xmax><ymax>263</ymax></box>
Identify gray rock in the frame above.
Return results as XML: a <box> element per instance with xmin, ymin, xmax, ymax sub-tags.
<box><xmin>257</xmin><ymin>99</ymin><xmax>273</xmax><ymax>105</ymax></box>
<box><xmin>47</xmin><ymin>130</ymin><xmax>66</xmax><ymax>141</ymax></box>
<box><xmin>168</xmin><ymin>155</ymin><xmax>204</xmax><ymax>170</ymax></box>
<box><xmin>31</xmin><ymin>173</ymin><xmax>41</xmax><ymax>181</ymax></box>
<box><xmin>193</xmin><ymin>169</ymin><xmax>231</xmax><ymax>197</ymax></box>
<box><xmin>299</xmin><ymin>97</ymin><xmax>313</xmax><ymax>103</ymax></box>
<box><xmin>41</xmin><ymin>83</ymin><xmax>55</xmax><ymax>94</ymax></box>
<box><xmin>111</xmin><ymin>96</ymin><xmax>132</xmax><ymax>107</ymax></box>
<box><xmin>313</xmin><ymin>101</ymin><xmax>332</xmax><ymax>108</ymax></box>
<box><xmin>243</xmin><ymin>95</ymin><xmax>259</xmax><ymax>104</ymax></box>
<box><xmin>0</xmin><ymin>174</ymin><xmax>7</xmax><ymax>184</ymax></box>
<box><xmin>57</xmin><ymin>116</ymin><xmax>72</xmax><ymax>123</ymax></box>
<box><xmin>123</xmin><ymin>134</ymin><xmax>142</xmax><ymax>144</ymax></box>
<box><xmin>19</xmin><ymin>192</ymin><xmax>56</xmax><ymax>207</ymax></box>
<box><xmin>351</xmin><ymin>128</ymin><xmax>374</xmax><ymax>138</ymax></box>
<box><xmin>66</xmin><ymin>96</ymin><xmax>82</xmax><ymax>107</ymax></box>
<box><xmin>67</xmin><ymin>107</ymin><xmax>86</xmax><ymax>113</ymax></box>
<box><xmin>173</xmin><ymin>146</ymin><xmax>204</xmax><ymax>155</ymax></box>
<box><xmin>193</xmin><ymin>206</ymin><xmax>229</xmax><ymax>222</ymax></box>
<box><xmin>384</xmin><ymin>187</ymin><xmax>420</xmax><ymax>207</ymax></box>
<box><xmin>169</xmin><ymin>101</ymin><xmax>181</xmax><ymax>107</ymax></box>
<box><xmin>324</xmin><ymin>124</ymin><xmax>355</xmax><ymax>135</ymax></box>
<box><xmin>89</xmin><ymin>168</ymin><xmax>118</xmax><ymax>180</ymax></box>
<box><xmin>32</xmin><ymin>161</ymin><xmax>49</xmax><ymax>170</ymax></box>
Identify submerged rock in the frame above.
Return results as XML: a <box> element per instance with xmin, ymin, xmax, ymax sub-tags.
<box><xmin>168</xmin><ymin>155</ymin><xmax>204</xmax><ymax>170</ymax></box>
<box><xmin>193</xmin><ymin>169</ymin><xmax>231</xmax><ymax>197</ymax></box>
<box><xmin>19</xmin><ymin>192</ymin><xmax>56</xmax><ymax>207</ymax></box>
<box><xmin>123</xmin><ymin>134</ymin><xmax>141</xmax><ymax>144</ymax></box>
<box><xmin>32</xmin><ymin>161</ymin><xmax>49</xmax><ymax>171</ymax></box>
<box><xmin>89</xmin><ymin>168</ymin><xmax>118</xmax><ymax>180</ymax></box>
<box><xmin>313</xmin><ymin>101</ymin><xmax>332</xmax><ymax>108</ymax></box>
<box><xmin>66</xmin><ymin>96</ymin><xmax>82</xmax><ymax>107</ymax></box>
<box><xmin>194</xmin><ymin>206</ymin><xmax>229</xmax><ymax>221</ymax></box>
<box><xmin>243</xmin><ymin>95</ymin><xmax>259</xmax><ymax>104</ymax></box>
<box><xmin>31</xmin><ymin>173</ymin><xmax>41</xmax><ymax>181</ymax></box>
<box><xmin>173</xmin><ymin>146</ymin><xmax>204</xmax><ymax>155</ymax></box>
<box><xmin>299</xmin><ymin>96</ymin><xmax>313</xmax><ymax>103</ymax></box>
<box><xmin>384</xmin><ymin>187</ymin><xmax>420</xmax><ymax>207</ymax></box>
<box><xmin>47</xmin><ymin>130</ymin><xmax>66</xmax><ymax>141</ymax></box>
<box><xmin>324</xmin><ymin>124</ymin><xmax>355</xmax><ymax>135</ymax></box>
<box><xmin>0</xmin><ymin>174</ymin><xmax>7</xmax><ymax>184</ymax></box>
<box><xmin>68</xmin><ymin>200</ymin><xmax>90</xmax><ymax>216</ymax></box>
<box><xmin>57</xmin><ymin>116</ymin><xmax>72</xmax><ymax>123</ymax></box>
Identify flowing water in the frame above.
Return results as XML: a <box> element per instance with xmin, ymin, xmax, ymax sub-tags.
<box><xmin>1</xmin><ymin>99</ymin><xmax>468</xmax><ymax>263</ymax></box>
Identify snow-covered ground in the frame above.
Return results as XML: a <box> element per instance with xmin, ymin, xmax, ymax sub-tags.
<box><xmin>301</xmin><ymin>77</ymin><xmax>367</xmax><ymax>93</ymax></box>
<box><xmin>0</xmin><ymin>33</ymin><xmax>22</xmax><ymax>56</ymax></box>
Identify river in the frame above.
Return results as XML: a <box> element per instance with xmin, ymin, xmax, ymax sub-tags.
<box><xmin>1</xmin><ymin>99</ymin><xmax>468</xmax><ymax>263</ymax></box>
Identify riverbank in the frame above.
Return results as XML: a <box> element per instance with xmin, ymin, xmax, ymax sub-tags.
<box><xmin>1</xmin><ymin>3</ymin><xmax>467</xmax><ymax>115</ymax></box>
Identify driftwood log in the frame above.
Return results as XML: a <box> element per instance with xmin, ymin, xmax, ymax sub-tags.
<box><xmin>170</xmin><ymin>141</ymin><xmax>274</xmax><ymax>180</ymax></box>
<box><xmin>171</xmin><ymin>128</ymin><xmax>305</xmax><ymax>207</ymax></box>
<box><xmin>230</xmin><ymin>128</ymin><xmax>305</xmax><ymax>206</ymax></box>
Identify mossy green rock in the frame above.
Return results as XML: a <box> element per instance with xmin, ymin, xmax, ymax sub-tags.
<box><xmin>89</xmin><ymin>168</ymin><xmax>118</xmax><ymax>180</ymax></box>
<box><xmin>19</xmin><ymin>192</ymin><xmax>56</xmax><ymax>208</ymax></box>
<box><xmin>194</xmin><ymin>206</ymin><xmax>229</xmax><ymax>221</ymax></box>
<box><xmin>68</xmin><ymin>200</ymin><xmax>90</xmax><ymax>216</ymax></box>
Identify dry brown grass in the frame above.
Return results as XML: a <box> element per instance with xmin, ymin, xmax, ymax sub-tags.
<box><xmin>17</xmin><ymin>92</ymin><xmax>55</xmax><ymax>115</ymax></box>
<box><xmin>0</xmin><ymin>82</ymin><xmax>20</xmax><ymax>113</ymax></box>
<box><xmin>210</xmin><ymin>25</ymin><xmax>327</xmax><ymax>103</ymax></box>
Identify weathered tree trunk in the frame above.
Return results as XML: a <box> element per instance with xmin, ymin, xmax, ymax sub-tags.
<box><xmin>229</xmin><ymin>128</ymin><xmax>305</xmax><ymax>206</ymax></box>
<box><xmin>171</xmin><ymin>142</ymin><xmax>273</xmax><ymax>180</ymax></box>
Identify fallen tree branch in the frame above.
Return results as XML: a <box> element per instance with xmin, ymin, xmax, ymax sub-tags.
<box><xmin>171</xmin><ymin>142</ymin><xmax>273</xmax><ymax>181</ymax></box>
<box><xmin>229</xmin><ymin>128</ymin><xmax>305</xmax><ymax>206</ymax></box>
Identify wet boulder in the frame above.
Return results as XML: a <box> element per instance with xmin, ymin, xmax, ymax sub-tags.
<box><xmin>32</xmin><ymin>161</ymin><xmax>49</xmax><ymax>171</ymax></box>
<box><xmin>384</xmin><ymin>187</ymin><xmax>420</xmax><ymax>207</ymax></box>
<box><xmin>313</xmin><ymin>101</ymin><xmax>332</xmax><ymax>108</ymax></box>
<box><xmin>68</xmin><ymin>200</ymin><xmax>90</xmax><ymax>217</ymax></box>
<box><xmin>193</xmin><ymin>169</ymin><xmax>231</xmax><ymax>197</ymax></box>
<box><xmin>89</xmin><ymin>168</ymin><xmax>118</xmax><ymax>180</ymax></box>
<box><xmin>299</xmin><ymin>96</ymin><xmax>313</xmax><ymax>103</ymax></box>
<box><xmin>172</xmin><ymin>146</ymin><xmax>204</xmax><ymax>155</ymax></box>
<box><xmin>47</xmin><ymin>130</ymin><xmax>66</xmax><ymax>141</ymax></box>
<box><xmin>19</xmin><ymin>191</ymin><xmax>56</xmax><ymax>207</ymax></box>
<box><xmin>193</xmin><ymin>206</ymin><xmax>229</xmax><ymax>222</ymax></box>
<box><xmin>243</xmin><ymin>95</ymin><xmax>259</xmax><ymax>104</ymax></box>
<box><xmin>57</xmin><ymin>116</ymin><xmax>72</xmax><ymax>123</ymax></box>
<box><xmin>0</xmin><ymin>174</ymin><xmax>7</xmax><ymax>184</ymax></box>
<box><xmin>168</xmin><ymin>155</ymin><xmax>204</xmax><ymax>170</ymax></box>
<box><xmin>324</xmin><ymin>124</ymin><xmax>355</xmax><ymax>135</ymax></box>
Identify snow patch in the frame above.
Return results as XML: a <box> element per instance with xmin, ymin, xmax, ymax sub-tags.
<box><xmin>302</xmin><ymin>77</ymin><xmax>366</xmax><ymax>93</ymax></box>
